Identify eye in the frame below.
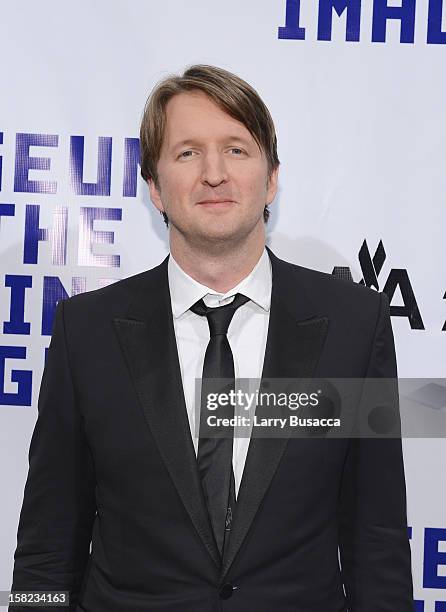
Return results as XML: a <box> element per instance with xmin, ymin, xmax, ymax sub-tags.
<box><xmin>230</xmin><ymin>148</ymin><xmax>244</xmax><ymax>155</ymax></box>
<box><xmin>179</xmin><ymin>150</ymin><xmax>195</xmax><ymax>159</ymax></box>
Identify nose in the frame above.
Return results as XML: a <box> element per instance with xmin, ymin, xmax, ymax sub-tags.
<box><xmin>201</xmin><ymin>151</ymin><xmax>229</xmax><ymax>187</ymax></box>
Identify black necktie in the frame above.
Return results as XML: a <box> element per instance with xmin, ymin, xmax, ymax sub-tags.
<box><xmin>190</xmin><ymin>292</ymin><xmax>250</xmax><ymax>558</ymax></box>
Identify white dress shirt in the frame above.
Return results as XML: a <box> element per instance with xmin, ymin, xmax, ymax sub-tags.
<box><xmin>168</xmin><ymin>248</ymin><xmax>272</xmax><ymax>498</ymax></box>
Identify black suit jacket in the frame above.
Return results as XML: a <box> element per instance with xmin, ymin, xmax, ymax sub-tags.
<box><xmin>10</xmin><ymin>246</ymin><xmax>413</xmax><ymax>611</ymax></box>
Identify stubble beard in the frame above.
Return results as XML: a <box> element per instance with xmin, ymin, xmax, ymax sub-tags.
<box><xmin>169</xmin><ymin>210</ymin><xmax>264</xmax><ymax>258</ymax></box>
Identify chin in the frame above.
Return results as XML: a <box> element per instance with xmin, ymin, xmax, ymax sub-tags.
<box><xmin>198</xmin><ymin>225</ymin><xmax>255</xmax><ymax>247</ymax></box>
<box><xmin>174</xmin><ymin>216</ymin><xmax>259</xmax><ymax>246</ymax></box>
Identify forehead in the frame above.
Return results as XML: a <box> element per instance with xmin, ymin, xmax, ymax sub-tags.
<box><xmin>162</xmin><ymin>90</ymin><xmax>255</xmax><ymax>149</ymax></box>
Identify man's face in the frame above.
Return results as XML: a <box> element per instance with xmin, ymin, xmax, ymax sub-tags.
<box><xmin>148</xmin><ymin>90</ymin><xmax>278</xmax><ymax>249</ymax></box>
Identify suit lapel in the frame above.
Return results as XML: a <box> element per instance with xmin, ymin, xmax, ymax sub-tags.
<box><xmin>219</xmin><ymin>246</ymin><xmax>329</xmax><ymax>581</ymax></box>
<box><xmin>113</xmin><ymin>256</ymin><xmax>221</xmax><ymax>568</ymax></box>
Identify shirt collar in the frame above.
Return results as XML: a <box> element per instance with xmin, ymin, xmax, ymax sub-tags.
<box><xmin>168</xmin><ymin>247</ymin><xmax>272</xmax><ymax>319</ymax></box>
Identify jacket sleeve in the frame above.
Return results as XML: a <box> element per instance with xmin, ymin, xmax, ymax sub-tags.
<box><xmin>338</xmin><ymin>291</ymin><xmax>414</xmax><ymax>611</ymax></box>
<box><xmin>9</xmin><ymin>299</ymin><xmax>96</xmax><ymax>611</ymax></box>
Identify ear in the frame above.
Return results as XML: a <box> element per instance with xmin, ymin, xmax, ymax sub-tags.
<box><xmin>266</xmin><ymin>165</ymin><xmax>279</xmax><ymax>205</ymax></box>
<box><xmin>148</xmin><ymin>177</ymin><xmax>165</xmax><ymax>214</ymax></box>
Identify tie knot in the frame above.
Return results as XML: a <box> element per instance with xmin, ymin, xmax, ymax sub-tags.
<box><xmin>190</xmin><ymin>292</ymin><xmax>250</xmax><ymax>336</ymax></box>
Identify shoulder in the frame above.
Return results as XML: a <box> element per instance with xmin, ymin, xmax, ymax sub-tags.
<box><xmin>293</xmin><ymin>261</ymin><xmax>381</xmax><ymax>303</ymax></box>
<box><xmin>271</xmin><ymin>255</ymin><xmax>393</xmax><ymax>375</ymax></box>
<box><xmin>58</xmin><ymin>257</ymin><xmax>167</xmax><ymax>323</ymax></box>
<box><xmin>271</xmin><ymin>252</ymin><xmax>385</xmax><ymax>329</ymax></box>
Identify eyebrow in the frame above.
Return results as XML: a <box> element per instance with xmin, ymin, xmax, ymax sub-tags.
<box><xmin>170</xmin><ymin>136</ymin><xmax>253</xmax><ymax>152</ymax></box>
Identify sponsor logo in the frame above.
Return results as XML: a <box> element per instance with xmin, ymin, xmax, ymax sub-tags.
<box><xmin>333</xmin><ymin>239</ymin><xmax>445</xmax><ymax>331</ymax></box>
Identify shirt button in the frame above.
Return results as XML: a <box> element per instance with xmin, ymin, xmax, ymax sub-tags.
<box><xmin>219</xmin><ymin>583</ymin><xmax>236</xmax><ymax>599</ymax></box>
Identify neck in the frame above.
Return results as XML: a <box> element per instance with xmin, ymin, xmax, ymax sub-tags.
<box><xmin>169</xmin><ymin>227</ymin><xmax>265</xmax><ymax>293</ymax></box>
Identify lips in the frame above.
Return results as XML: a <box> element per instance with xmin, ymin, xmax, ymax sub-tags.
<box><xmin>197</xmin><ymin>199</ymin><xmax>235</xmax><ymax>205</ymax></box>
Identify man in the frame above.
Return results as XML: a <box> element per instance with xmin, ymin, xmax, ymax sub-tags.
<box><xmin>10</xmin><ymin>65</ymin><xmax>413</xmax><ymax>611</ymax></box>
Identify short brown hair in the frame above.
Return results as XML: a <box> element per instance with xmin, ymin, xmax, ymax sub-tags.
<box><xmin>139</xmin><ymin>64</ymin><xmax>280</xmax><ymax>225</ymax></box>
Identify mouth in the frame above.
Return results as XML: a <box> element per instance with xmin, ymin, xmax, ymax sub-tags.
<box><xmin>196</xmin><ymin>200</ymin><xmax>235</xmax><ymax>208</ymax></box>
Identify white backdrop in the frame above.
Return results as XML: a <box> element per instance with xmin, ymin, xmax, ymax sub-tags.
<box><xmin>1</xmin><ymin>1</ymin><xmax>445</xmax><ymax>609</ymax></box>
